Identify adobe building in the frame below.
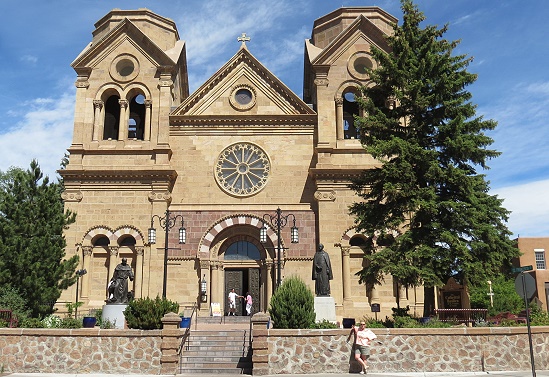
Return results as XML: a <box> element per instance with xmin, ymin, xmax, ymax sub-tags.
<box><xmin>516</xmin><ymin>237</ymin><xmax>549</xmax><ymax>311</ymax></box>
<box><xmin>59</xmin><ymin>7</ymin><xmax>425</xmax><ymax>320</ymax></box>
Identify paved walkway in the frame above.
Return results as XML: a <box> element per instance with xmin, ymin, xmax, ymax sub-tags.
<box><xmin>4</xmin><ymin>371</ymin><xmax>549</xmax><ymax>377</ymax></box>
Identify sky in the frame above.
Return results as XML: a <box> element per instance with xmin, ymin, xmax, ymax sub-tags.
<box><xmin>0</xmin><ymin>0</ymin><xmax>548</xmax><ymax>237</ymax></box>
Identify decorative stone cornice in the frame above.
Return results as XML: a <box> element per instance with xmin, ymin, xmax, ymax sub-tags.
<box><xmin>314</xmin><ymin>189</ymin><xmax>336</xmax><ymax>201</ymax></box>
<box><xmin>61</xmin><ymin>190</ymin><xmax>83</xmax><ymax>202</ymax></box>
<box><xmin>58</xmin><ymin>169</ymin><xmax>177</xmax><ymax>185</ymax></box>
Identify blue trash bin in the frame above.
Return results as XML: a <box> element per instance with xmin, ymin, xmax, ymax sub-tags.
<box><xmin>180</xmin><ymin>317</ymin><xmax>191</xmax><ymax>328</ymax></box>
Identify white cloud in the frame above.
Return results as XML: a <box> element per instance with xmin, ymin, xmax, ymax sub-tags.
<box><xmin>20</xmin><ymin>54</ymin><xmax>38</xmax><ymax>64</ymax></box>
<box><xmin>493</xmin><ymin>179</ymin><xmax>549</xmax><ymax>237</ymax></box>
<box><xmin>0</xmin><ymin>91</ymin><xmax>75</xmax><ymax>181</ymax></box>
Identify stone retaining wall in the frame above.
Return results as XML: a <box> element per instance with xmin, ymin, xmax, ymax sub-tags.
<box><xmin>0</xmin><ymin>312</ymin><xmax>183</xmax><ymax>375</ymax></box>
<box><xmin>251</xmin><ymin>324</ymin><xmax>549</xmax><ymax>375</ymax></box>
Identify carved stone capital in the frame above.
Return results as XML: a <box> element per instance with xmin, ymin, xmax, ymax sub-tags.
<box><xmin>148</xmin><ymin>191</ymin><xmax>172</xmax><ymax>202</ymax></box>
<box><xmin>118</xmin><ymin>99</ymin><xmax>129</xmax><ymax>108</ymax></box>
<box><xmin>109</xmin><ymin>246</ymin><xmax>119</xmax><ymax>256</ymax></box>
<box><xmin>314</xmin><ymin>189</ymin><xmax>336</xmax><ymax>201</ymax></box>
<box><xmin>144</xmin><ymin>99</ymin><xmax>153</xmax><ymax>108</ymax></box>
<box><xmin>82</xmin><ymin>246</ymin><xmax>93</xmax><ymax>256</ymax></box>
<box><xmin>199</xmin><ymin>259</ymin><xmax>211</xmax><ymax>270</ymax></box>
<box><xmin>335</xmin><ymin>97</ymin><xmax>344</xmax><ymax>106</ymax></box>
<box><xmin>93</xmin><ymin>100</ymin><xmax>104</xmax><ymax>109</ymax></box>
<box><xmin>61</xmin><ymin>190</ymin><xmax>83</xmax><ymax>202</ymax></box>
<box><xmin>314</xmin><ymin>78</ymin><xmax>329</xmax><ymax>87</ymax></box>
<box><xmin>341</xmin><ymin>246</ymin><xmax>351</xmax><ymax>257</ymax></box>
<box><xmin>135</xmin><ymin>246</ymin><xmax>144</xmax><ymax>256</ymax></box>
<box><xmin>75</xmin><ymin>80</ymin><xmax>89</xmax><ymax>89</ymax></box>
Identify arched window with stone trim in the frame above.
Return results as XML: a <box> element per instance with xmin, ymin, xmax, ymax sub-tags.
<box><xmin>343</xmin><ymin>90</ymin><xmax>360</xmax><ymax>139</ymax></box>
<box><xmin>103</xmin><ymin>95</ymin><xmax>120</xmax><ymax>140</ymax></box>
<box><xmin>128</xmin><ymin>94</ymin><xmax>146</xmax><ymax>140</ymax></box>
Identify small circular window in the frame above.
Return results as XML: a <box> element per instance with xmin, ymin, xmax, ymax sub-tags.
<box><xmin>348</xmin><ymin>52</ymin><xmax>375</xmax><ymax>81</ymax></box>
<box><xmin>116</xmin><ymin>59</ymin><xmax>135</xmax><ymax>77</ymax></box>
<box><xmin>229</xmin><ymin>85</ymin><xmax>256</xmax><ymax>111</ymax></box>
<box><xmin>110</xmin><ymin>54</ymin><xmax>139</xmax><ymax>82</ymax></box>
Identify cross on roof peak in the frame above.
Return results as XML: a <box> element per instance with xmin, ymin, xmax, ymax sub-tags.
<box><xmin>237</xmin><ymin>32</ymin><xmax>251</xmax><ymax>45</ymax></box>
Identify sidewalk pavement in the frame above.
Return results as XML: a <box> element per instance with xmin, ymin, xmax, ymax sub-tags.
<box><xmin>3</xmin><ymin>371</ymin><xmax>549</xmax><ymax>377</ymax></box>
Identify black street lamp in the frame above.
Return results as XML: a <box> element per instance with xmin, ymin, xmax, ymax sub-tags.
<box><xmin>260</xmin><ymin>208</ymin><xmax>299</xmax><ymax>289</ymax></box>
<box><xmin>148</xmin><ymin>209</ymin><xmax>185</xmax><ymax>298</ymax></box>
<box><xmin>75</xmin><ymin>268</ymin><xmax>87</xmax><ymax>317</ymax></box>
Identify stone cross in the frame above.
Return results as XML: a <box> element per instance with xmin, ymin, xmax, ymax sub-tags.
<box><xmin>237</xmin><ymin>32</ymin><xmax>251</xmax><ymax>45</ymax></box>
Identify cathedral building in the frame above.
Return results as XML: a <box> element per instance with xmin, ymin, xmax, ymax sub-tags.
<box><xmin>59</xmin><ymin>6</ymin><xmax>425</xmax><ymax>320</ymax></box>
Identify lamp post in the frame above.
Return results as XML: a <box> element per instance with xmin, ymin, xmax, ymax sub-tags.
<box><xmin>260</xmin><ymin>208</ymin><xmax>299</xmax><ymax>289</ymax></box>
<box><xmin>75</xmin><ymin>268</ymin><xmax>87</xmax><ymax>317</ymax></box>
<box><xmin>148</xmin><ymin>209</ymin><xmax>186</xmax><ymax>298</ymax></box>
<box><xmin>201</xmin><ymin>274</ymin><xmax>207</xmax><ymax>303</ymax></box>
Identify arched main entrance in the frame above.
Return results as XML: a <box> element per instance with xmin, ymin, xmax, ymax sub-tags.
<box><xmin>222</xmin><ymin>239</ymin><xmax>263</xmax><ymax>316</ymax></box>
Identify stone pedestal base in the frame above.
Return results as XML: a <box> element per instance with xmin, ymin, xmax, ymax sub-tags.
<box><xmin>102</xmin><ymin>304</ymin><xmax>127</xmax><ymax>329</ymax></box>
<box><xmin>314</xmin><ymin>296</ymin><xmax>336</xmax><ymax>323</ymax></box>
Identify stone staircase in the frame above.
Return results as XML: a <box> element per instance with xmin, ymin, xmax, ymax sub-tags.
<box><xmin>178</xmin><ymin>316</ymin><xmax>252</xmax><ymax>374</ymax></box>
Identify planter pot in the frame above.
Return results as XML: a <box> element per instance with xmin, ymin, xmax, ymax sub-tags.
<box><xmin>82</xmin><ymin>316</ymin><xmax>97</xmax><ymax>328</ymax></box>
<box><xmin>180</xmin><ymin>316</ymin><xmax>191</xmax><ymax>328</ymax></box>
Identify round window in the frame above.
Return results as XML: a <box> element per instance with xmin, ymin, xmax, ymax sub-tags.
<box><xmin>110</xmin><ymin>54</ymin><xmax>139</xmax><ymax>82</ymax></box>
<box><xmin>348</xmin><ymin>52</ymin><xmax>375</xmax><ymax>81</ymax></box>
<box><xmin>116</xmin><ymin>59</ymin><xmax>135</xmax><ymax>77</ymax></box>
<box><xmin>229</xmin><ymin>85</ymin><xmax>256</xmax><ymax>111</ymax></box>
<box><xmin>215</xmin><ymin>143</ymin><xmax>270</xmax><ymax>197</ymax></box>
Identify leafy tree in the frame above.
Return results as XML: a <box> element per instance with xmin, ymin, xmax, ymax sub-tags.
<box><xmin>269</xmin><ymin>276</ymin><xmax>315</xmax><ymax>329</ymax></box>
<box><xmin>469</xmin><ymin>276</ymin><xmax>523</xmax><ymax>316</ymax></box>
<box><xmin>0</xmin><ymin>160</ymin><xmax>78</xmax><ymax>318</ymax></box>
<box><xmin>349</xmin><ymin>0</ymin><xmax>519</xmax><ymax>315</ymax></box>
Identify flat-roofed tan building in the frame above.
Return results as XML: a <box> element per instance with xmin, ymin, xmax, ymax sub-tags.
<box><xmin>59</xmin><ymin>7</ymin><xmax>425</xmax><ymax>320</ymax></box>
<box><xmin>516</xmin><ymin>237</ymin><xmax>549</xmax><ymax>311</ymax></box>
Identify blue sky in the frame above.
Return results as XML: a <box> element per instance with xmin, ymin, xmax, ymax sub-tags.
<box><xmin>0</xmin><ymin>0</ymin><xmax>548</xmax><ymax>237</ymax></box>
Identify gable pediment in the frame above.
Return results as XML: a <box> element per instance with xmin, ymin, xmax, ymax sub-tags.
<box><xmin>171</xmin><ymin>46</ymin><xmax>315</xmax><ymax>122</ymax></box>
<box><xmin>72</xmin><ymin>18</ymin><xmax>182</xmax><ymax>70</ymax></box>
<box><xmin>311</xmin><ymin>15</ymin><xmax>391</xmax><ymax>66</ymax></box>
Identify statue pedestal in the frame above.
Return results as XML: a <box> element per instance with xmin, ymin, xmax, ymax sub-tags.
<box><xmin>314</xmin><ymin>296</ymin><xmax>336</xmax><ymax>323</ymax></box>
<box><xmin>102</xmin><ymin>304</ymin><xmax>127</xmax><ymax>329</ymax></box>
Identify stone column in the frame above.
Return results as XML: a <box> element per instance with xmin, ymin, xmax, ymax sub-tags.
<box><xmin>341</xmin><ymin>246</ymin><xmax>351</xmax><ymax>302</ymax></box>
<box><xmin>144</xmin><ymin>99</ymin><xmax>152</xmax><ymax>141</ymax></box>
<box><xmin>118</xmin><ymin>99</ymin><xmax>128</xmax><ymax>141</ymax></box>
<box><xmin>160</xmin><ymin>312</ymin><xmax>183</xmax><ymax>374</ymax></box>
<box><xmin>108</xmin><ymin>246</ymin><xmax>119</xmax><ymax>286</ymax></box>
<box><xmin>398</xmin><ymin>284</ymin><xmax>408</xmax><ymax>307</ymax></box>
<box><xmin>92</xmin><ymin>100</ymin><xmax>103</xmax><ymax>141</ymax></box>
<box><xmin>335</xmin><ymin>97</ymin><xmax>344</xmax><ymax>140</ymax></box>
<box><xmin>266</xmin><ymin>261</ymin><xmax>273</xmax><ymax>306</ymax></box>
<box><xmin>251</xmin><ymin>312</ymin><xmax>271</xmax><ymax>375</ymax></box>
<box><xmin>134</xmin><ymin>247</ymin><xmax>144</xmax><ymax>299</ymax></box>
<box><xmin>81</xmin><ymin>246</ymin><xmax>93</xmax><ymax>298</ymax></box>
<box><xmin>211</xmin><ymin>261</ymin><xmax>221</xmax><ymax>309</ymax></box>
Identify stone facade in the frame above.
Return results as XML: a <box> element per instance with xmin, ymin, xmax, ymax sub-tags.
<box><xmin>58</xmin><ymin>6</ymin><xmax>425</xmax><ymax>321</ymax></box>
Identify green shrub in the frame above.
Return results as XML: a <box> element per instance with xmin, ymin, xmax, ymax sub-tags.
<box><xmin>269</xmin><ymin>276</ymin><xmax>315</xmax><ymax>329</ymax></box>
<box><xmin>0</xmin><ymin>285</ymin><xmax>31</xmax><ymax>324</ymax></box>
<box><xmin>310</xmin><ymin>319</ymin><xmax>338</xmax><ymax>329</ymax></box>
<box><xmin>124</xmin><ymin>296</ymin><xmax>179</xmax><ymax>330</ymax></box>
<box><xmin>59</xmin><ymin>317</ymin><xmax>82</xmax><ymax>328</ymax></box>
<box><xmin>394</xmin><ymin>315</ymin><xmax>421</xmax><ymax>328</ymax></box>
<box><xmin>529</xmin><ymin>306</ymin><xmax>549</xmax><ymax>326</ymax></box>
<box><xmin>422</xmin><ymin>318</ymin><xmax>452</xmax><ymax>328</ymax></box>
<box><xmin>361</xmin><ymin>317</ymin><xmax>385</xmax><ymax>328</ymax></box>
<box><xmin>20</xmin><ymin>317</ymin><xmax>45</xmax><ymax>328</ymax></box>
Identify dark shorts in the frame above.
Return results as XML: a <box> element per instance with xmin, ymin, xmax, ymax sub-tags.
<box><xmin>354</xmin><ymin>345</ymin><xmax>370</xmax><ymax>357</ymax></box>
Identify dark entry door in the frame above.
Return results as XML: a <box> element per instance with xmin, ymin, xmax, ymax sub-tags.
<box><xmin>225</xmin><ymin>269</ymin><xmax>260</xmax><ymax>315</ymax></box>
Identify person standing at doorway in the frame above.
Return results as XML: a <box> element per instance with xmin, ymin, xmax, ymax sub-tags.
<box><xmin>245</xmin><ymin>292</ymin><xmax>253</xmax><ymax>316</ymax></box>
<box><xmin>347</xmin><ymin>321</ymin><xmax>377</xmax><ymax>374</ymax></box>
<box><xmin>228</xmin><ymin>288</ymin><xmax>242</xmax><ymax>316</ymax></box>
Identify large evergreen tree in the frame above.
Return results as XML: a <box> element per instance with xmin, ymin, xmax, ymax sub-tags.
<box><xmin>0</xmin><ymin>160</ymin><xmax>78</xmax><ymax>317</ymax></box>
<box><xmin>349</xmin><ymin>0</ymin><xmax>518</xmax><ymax>313</ymax></box>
